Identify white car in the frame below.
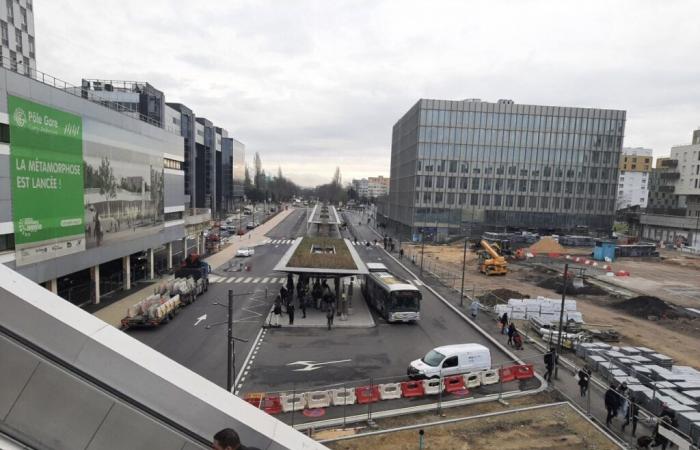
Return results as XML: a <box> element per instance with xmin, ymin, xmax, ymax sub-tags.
<box><xmin>236</xmin><ymin>247</ymin><xmax>255</xmax><ymax>257</ymax></box>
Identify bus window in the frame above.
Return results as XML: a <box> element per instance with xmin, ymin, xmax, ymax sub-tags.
<box><xmin>391</xmin><ymin>291</ymin><xmax>420</xmax><ymax>311</ymax></box>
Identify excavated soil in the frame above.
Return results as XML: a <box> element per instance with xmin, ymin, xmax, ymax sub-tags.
<box><xmin>478</xmin><ymin>288</ymin><xmax>530</xmax><ymax>306</ymax></box>
<box><xmin>537</xmin><ymin>277</ymin><xmax>608</xmax><ymax>296</ymax></box>
<box><xmin>612</xmin><ymin>296</ymin><xmax>680</xmax><ymax>319</ymax></box>
<box><xmin>528</xmin><ymin>237</ymin><xmax>566</xmax><ymax>254</ymax></box>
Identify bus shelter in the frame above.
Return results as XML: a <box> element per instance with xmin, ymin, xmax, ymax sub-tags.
<box><xmin>273</xmin><ymin>236</ymin><xmax>368</xmax><ymax>315</ymax></box>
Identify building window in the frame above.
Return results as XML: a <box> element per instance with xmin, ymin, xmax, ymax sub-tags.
<box><xmin>424</xmin><ymin>176</ymin><xmax>433</xmax><ymax>188</ymax></box>
<box><xmin>435</xmin><ymin>192</ymin><xmax>443</xmax><ymax>203</ymax></box>
<box><xmin>495</xmin><ymin>179</ymin><xmax>503</xmax><ymax>191</ymax></box>
<box><xmin>483</xmin><ymin>178</ymin><xmax>492</xmax><ymax>191</ymax></box>
<box><xmin>494</xmin><ymin>194</ymin><xmax>502</xmax><ymax>206</ymax></box>
<box><xmin>470</xmin><ymin>193</ymin><xmax>479</xmax><ymax>205</ymax></box>
<box><xmin>460</xmin><ymin>177</ymin><xmax>469</xmax><ymax>189</ymax></box>
<box><xmin>164</xmin><ymin>211</ymin><xmax>183</xmax><ymax>222</ymax></box>
<box><xmin>448</xmin><ymin>160</ymin><xmax>458</xmax><ymax>173</ymax></box>
<box><xmin>460</xmin><ymin>163</ymin><xmax>469</xmax><ymax>173</ymax></box>
<box><xmin>563</xmin><ymin>198</ymin><xmax>572</xmax><ymax>210</ymax></box>
<box><xmin>0</xmin><ymin>233</ymin><xmax>15</xmax><ymax>252</ymax></box>
<box><xmin>447</xmin><ymin>193</ymin><xmax>455</xmax><ymax>204</ymax></box>
<box><xmin>529</xmin><ymin>196</ymin><xmax>538</xmax><ymax>208</ymax></box>
<box><xmin>472</xmin><ymin>178</ymin><xmax>480</xmax><ymax>190</ymax></box>
<box><xmin>6</xmin><ymin>2</ymin><xmax>14</xmax><ymax>23</ymax></box>
<box><xmin>447</xmin><ymin>176</ymin><xmax>456</xmax><ymax>189</ymax></box>
<box><xmin>552</xmin><ymin>198</ymin><xmax>560</xmax><ymax>209</ymax></box>
<box><xmin>508</xmin><ymin>166</ymin><xmax>516</xmax><ymax>175</ymax></box>
<box><xmin>482</xmin><ymin>195</ymin><xmax>491</xmax><ymax>206</ymax></box>
<box><xmin>435</xmin><ymin>176</ymin><xmax>444</xmax><ymax>189</ymax></box>
<box><xmin>0</xmin><ymin>123</ymin><xmax>9</xmax><ymax>143</ymax></box>
<box><xmin>517</xmin><ymin>196</ymin><xmax>525</xmax><ymax>208</ymax></box>
<box><xmin>530</xmin><ymin>180</ymin><xmax>539</xmax><ymax>192</ymax></box>
<box><xmin>14</xmin><ymin>29</ymin><xmax>21</xmax><ymax>52</ymax></box>
<box><xmin>541</xmin><ymin>197</ymin><xmax>549</xmax><ymax>209</ymax></box>
<box><xmin>415</xmin><ymin>176</ymin><xmax>421</xmax><ymax>187</ymax></box>
<box><xmin>518</xmin><ymin>180</ymin><xmax>527</xmax><ymax>192</ymax></box>
<box><xmin>543</xmin><ymin>166</ymin><xmax>551</xmax><ymax>177</ymax></box>
<box><xmin>1</xmin><ymin>21</ymin><xmax>8</xmax><ymax>46</ymax></box>
<box><xmin>458</xmin><ymin>193</ymin><xmax>466</xmax><ymax>205</ymax></box>
<box><xmin>423</xmin><ymin>192</ymin><xmax>432</xmax><ymax>203</ymax></box>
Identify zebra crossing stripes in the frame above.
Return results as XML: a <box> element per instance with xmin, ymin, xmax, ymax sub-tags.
<box><xmin>269</xmin><ymin>239</ymin><xmax>295</xmax><ymax>245</ymax></box>
<box><xmin>350</xmin><ymin>241</ymin><xmax>378</xmax><ymax>246</ymax></box>
<box><xmin>209</xmin><ymin>276</ymin><xmax>292</xmax><ymax>285</ymax></box>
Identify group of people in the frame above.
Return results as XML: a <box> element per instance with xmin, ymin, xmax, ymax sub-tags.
<box><xmin>270</xmin><ymin>275</ymin><xmax>342</xmax><ymax>330</ymax></box>
<box><xmin>498</xmin><ymin>312</ymin><xmax>524</xmax><ymax>350</ymax></box>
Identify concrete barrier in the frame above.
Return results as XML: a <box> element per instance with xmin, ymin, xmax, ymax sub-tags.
<box><xmin>305</xmin><ymin>391</ymin><xmax>331</xmax><ymax>409</ymax></box>
<box><xmin>280</xmin><ymin>392</ymin><xmax>307</xmax><ymax>412</ymax></box>
<box><xmin>480</xmin><ymin>369</ymin><xmax>500</xmax><ymax>385</ymax></box>
<box><xmin>330</xmin><ymin>388</ymin><xmax>356</xmax><ymax>406</ymax></box>
<box><xmin>378</xmin><ymin>383</ymin><xmax>402</xmax><ymax>400</ymax></box>
<box><xmin>464</xmin><ymin>372</ymin><xmax>481</xmax><ymax>388</ymax></box>
<box><xmin>423</xmin><ymin>378</ymin><xmax>442</xmax><ymax>395</ymax></box>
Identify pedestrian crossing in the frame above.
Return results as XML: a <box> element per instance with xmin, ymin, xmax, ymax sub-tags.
<box><xmin>263</xmin><ymin>239</ymin><xmax>296</xmax><ymax>245</ymax></box>
<box><xmin>209</xmin><ymin>275</ymin><xmax>289</xmax><ymax>285</ymax></box>
<box><xmin>350</xmin><ymin>241</ymin><xmax>380</xmax><ymax>246</ymax></box>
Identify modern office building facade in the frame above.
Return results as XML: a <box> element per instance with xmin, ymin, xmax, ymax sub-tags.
<box><xmin>387</xmin><ymin>98</ymin><xmax>626</xmax><ymax>239</ymax></box>
<box><xmin>0</xmin><ymin>0</ymin><xmax>35</xmax><ymax>75</ymax></box>
<box><xmin>616</xmin><ymin>147</ymin><xmax>652</xmax><ymax>210</ymax></box>
<box><xmin>0</xmin><ymin>65</ymin><xmax>203</xmax><ymax>306</ymax></box>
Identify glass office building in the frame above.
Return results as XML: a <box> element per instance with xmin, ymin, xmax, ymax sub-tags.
<box><xmin>387</xmin><ymin>99</ymin><xmax>626</xmax><ymax>239</ymax></box>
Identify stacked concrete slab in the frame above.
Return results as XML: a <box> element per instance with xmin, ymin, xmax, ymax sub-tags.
<box><xmin>495</xmin><ymin>297</ymin><xmax>582</xmax><ymax>323</ymax></box>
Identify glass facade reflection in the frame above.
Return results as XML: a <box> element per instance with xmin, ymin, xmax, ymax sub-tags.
<box><xmin>388</xmin><ymin>99</ymin><xmax>626</xmax><ymax>237</ymax></box>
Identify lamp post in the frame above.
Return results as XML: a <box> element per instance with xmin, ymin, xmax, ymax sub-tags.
<box><xmin>554</xmin><ymin>263</ymin><xmax>569</xmax><ymax>379</ymax></box>
<box><xmin>207</xmin><ymin>290</ymin><xmax>250</xmax><ymax>392</ymax></box>
<box><xmin>459</xmin><ymin>237</ymin><xmax>468</xmax><ymax>307</ymax></box>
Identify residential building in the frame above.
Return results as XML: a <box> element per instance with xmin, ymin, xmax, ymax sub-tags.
<box><xmin>0</xmin><ymin>0</ymin><xmax>35</xmax><ymax>76</ymax></box>
<box><xmin>616</xmin><ymin>147</ymin><xmax>652</xmax><ymax>209</ymax></box>
<box><xmin>0</xmin><ymin>64</ymin><xmax>202</xmax><ymax>307</ymax></box>
<box><xmin>352</xmin><ymin>178</ymin><xmax>369</xmax><ymax>198</ymax></box>
<box><xmin>367</xmin><ymin>175</ymin><xmax>390</xmax><ymax>198</ymax></box>
<box><xmin>386</xmin><ymin>98</ymin><xmax>626</xmax><ymax>239</ymax></box>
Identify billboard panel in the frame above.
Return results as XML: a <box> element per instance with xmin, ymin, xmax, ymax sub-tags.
<box><xmin>9</xmin><ymin>95</ymin><xmax>85</xmax><ymax>266</ymax></box>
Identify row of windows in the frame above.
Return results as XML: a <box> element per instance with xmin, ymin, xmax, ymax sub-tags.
<box><xmin>164</xmin><ymin>158</ymin><xmax>182</xmax><ymax>170</ymax></box>
<box><xmin>415</xmin><ymin>162</ymin><xmax>617</xmax><ymax>180</ymax></box>
<box><xmin>417</xmin><ymin>144</ymin><xmax>618</xmax><ymax>166</ymax></box>
<box><xmin>414</xmin><ymin>192</ymin><xmax>616</xmax><ymax>211</ymax></box>
<box><xmin>419</xmin><ymin>109</ymin><xmax>625</xmax><ymax>136</ymax></box>
<box><xmin>416</xmin><ymin>177</ymin><xmax>615</xmax><ymax>196</ymax></box>
<box><xmin>419</xmin><ymin>126</ymin><xmax>623</xmax><ymax>151</ymax></box>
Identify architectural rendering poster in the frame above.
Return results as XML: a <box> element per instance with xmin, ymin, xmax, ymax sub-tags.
<box><xmin>9</xmin><ymin>95</ymin><xmax>86</xmax><ymax>266</ymax></box>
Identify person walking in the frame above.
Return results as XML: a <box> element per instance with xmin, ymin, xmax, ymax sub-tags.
<box><xmin>618</xmin><ymin>383</ymin><xmax>630</xmax><ymax>431</ymax></box>
<box><xmin>543</xmin><ymin>348</ymin><xmax>555</xmax><ymax>382</ymax></box>
<box><xmin>272</xmin><ymin>298</ymin><xmax>282</xmax><ymax>327</ymax></box>
<box><xmin>578</xmin><ymin>366</ymin><xmax>591</xmax><ymax>397</ymax></box>
<box><xmin>500</xmin><ymin>312</ymin><xmax>508</xmax><ymax>334</ymax></box>
<box><xmin>507</xmin><ymin>323</ymin><xmax>516</xmax><ymax>346</ymax></box>
<box><xmin>512</xmin><ymin>330</ymin><xmax>523</xmax><ymax>350</ymax></box>
<box><xmin>604</xmin><ymin>383</ymin><xmax>620</xmax><ymax>427</ymax></box>
<box><xmin>300</xmin><ymin>291</ymin><xmax>308</xmax><ymax>318</ymax></box>
<box><xmin>213</xmin><ymin>428</ymin><xmax>261</xmax><ymax>450</ymax></box>
<box><xmin>399</xmin><ymin>248</ymin><xmax>404</xmax><ymax>259</ymax></box>
<box><xmin>287</xmin><ymin>303</ymin><xmax>295</xmax><ymax>325</ymax></box>
<box><xmin>326</xmin><ymin>304</ymin><xmax>334</xmax><ymax>330</ymax></box>
<box><xmin>470</xmin><ymin>301</ymin><xmax>479</xmax><ymax>319</ymax></box>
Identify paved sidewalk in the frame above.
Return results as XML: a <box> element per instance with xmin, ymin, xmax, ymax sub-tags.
<box><xmin>93</xmin><ymin>208</ymin><xmax>295</xmax><ymax>327</ymax></box>
<box><xmin>265</xmin><ymin>289</ymin><xmax>375</xmax><ymax>329</ymax></box>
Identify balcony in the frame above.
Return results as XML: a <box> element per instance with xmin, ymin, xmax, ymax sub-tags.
<box><xmin>660</xmin><ymin>159</ymin><xmax>678</xmax><ymax>168</ymax></box>
<box><xmin>658</xmin><ymin>185</ymin><xmax>675</xmax><ymax>193</ymax></box>
<box><xmin>660</xmin><ymin>172</ymin><xmax>680</xmax><ymax>180</ymax></box>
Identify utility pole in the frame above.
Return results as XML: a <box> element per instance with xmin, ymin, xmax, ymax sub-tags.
<box><xmin>227</xmin><ymin>290</ymin><xmax>234</xmax><ymax>391</ymax></box>
<box><xmin>460</xmin><ymin>237</ymin><xmax>468</xmax><ymax>307</ymax></box>
<box><xmin>420</xmin><ymin>230</ymin><xmax>426</xmax><ymax>276</ymax></box>
<box><xmin>554</xmin><ymin>263</ymin><xmax>569</xmax><ymax>379</ymax></box>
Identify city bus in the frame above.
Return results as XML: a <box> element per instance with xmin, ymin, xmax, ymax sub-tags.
<box><xmin>362</xmin><ymin>267</ymin><xmax>421</xmax><ymax>323</ymax></box>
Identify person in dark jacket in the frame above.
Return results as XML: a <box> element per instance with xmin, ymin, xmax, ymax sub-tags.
<box><xmin>578</xmin><ymin>366</ymin><xmax>591</xmax><ymax>397</ymax></box>
<box><xmin>507</xmin><ymin>323</ymin><xmax>516</xmax><ymax>346</ymax></box>
<box><xmin>543</xmin><ymin>348</ymin><xmax>555</xmax><ymax>381</ymax></box>
<box><xmin>604</xmin><ymin>383</ymin><xmax>620</xmax><ymax>427</ymax></box>
<box><xmin>500</xmin><ymin>312</ymin><xmax>508</xmax><ymax>334</ymax></box>
<box><xmin>287</xmin><ymin>303</ymin><xmax>295</xmax><ymax>325</ymax></box>
<box><xmin>326</xmin><ymin>304</ymin><xmax>334</xmax><ymax>330</ymax></box>
<box><xmin>213</xmin><ymin>428</ymin><xmax>261</xmax><ymax>450</ymax></box>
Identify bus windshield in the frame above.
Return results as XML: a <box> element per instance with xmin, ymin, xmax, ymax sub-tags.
<box><xmin>391</xmin><ymin>291</ymin><xmax>420</xmax><ymax>311</ymax></box>
<box><xmin>422</xmin><ymin>350</ymin><xmax>445</xmax><ymax>367</ymax></box>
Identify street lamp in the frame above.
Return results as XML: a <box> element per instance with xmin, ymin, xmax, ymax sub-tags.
<box><xmin>207</xmin><ymin>290</ymin><xmax>250</xmax><ymax>392</ymax></box>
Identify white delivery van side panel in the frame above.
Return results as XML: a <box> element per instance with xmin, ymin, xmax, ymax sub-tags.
<box><xmin>459</xmin><ymin>348</ymin><xmax>491</xmax><ymax>372</ymax></box>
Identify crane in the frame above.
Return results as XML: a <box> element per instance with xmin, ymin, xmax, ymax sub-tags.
<box><xmin>478</xmin><ymin>239</ymin><xmax>508</xmax><ymax>276</ymax></box>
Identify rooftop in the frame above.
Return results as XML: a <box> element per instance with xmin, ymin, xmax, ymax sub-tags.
<box><xmin>274</xmin><ymin>237</ymin><xmax>368</xmax><ymax>275</ymax></box>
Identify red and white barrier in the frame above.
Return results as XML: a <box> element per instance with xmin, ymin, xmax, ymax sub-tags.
<box><xmin>305</xmin><ymin>391</ymin><xmax>331</xmax><ymax>409</ymax></box>
<box><xmin>401</xmin><ymin>380</ymin><xmax>425</xmax><ymax>398</ymax></box>
<box><xmin>329</xmin><ymin>388</ymin><xmax>356</xmax><ymax>406</ymax></box>
<box><xmin>463</xmin><ymin>372</ymin><xmax>481</xmax><ymax>389</ymax></box>
<box><xmin>423</xmin><ymin>378</ymin><xmax>442</xmax><ymax>395</ymax></box>
<box><xmin>280</xmin><ymin>392</ymin><xmax>306</xmax><ymax>412</ymax></box>
<box><xmin>378</xmin><ymin>383</ymin><xmax>402</xmax><ymax>400</ymax></box>
<box><xmin>480</xmin><ymin>369</ymin><xmax>499</xmax><ymax>385</ymax></box>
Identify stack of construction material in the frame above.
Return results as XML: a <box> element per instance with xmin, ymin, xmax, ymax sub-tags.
<box><xmin>495</xmin><ymin>297</ymin><xmax>582</xmax><ymax>324</ymax></box>
<box><xmin>649</xmin><ymin>353</ymin><xmax>674</xmax><ymax>369</ymax></box>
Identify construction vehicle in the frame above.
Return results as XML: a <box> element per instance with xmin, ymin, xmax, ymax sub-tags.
<box><xmin>174</xmin><ymin>253</ymin><xmax>211</xmax><ymax>294</ymax></box>
<box><xmin>478</xmin><ymin>239</ymin><xmax>508</xmax><ymax>276</ymax></box>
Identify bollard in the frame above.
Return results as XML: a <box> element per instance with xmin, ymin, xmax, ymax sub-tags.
<box><xmin>419</xmin><ymin>429</ymin><xmax>425</xmax><ymax>450</ymax></box>
<box><xmin>291</xmin><ymin>384</ymin><xmax>296</xmax><ymax>427</ymax></box>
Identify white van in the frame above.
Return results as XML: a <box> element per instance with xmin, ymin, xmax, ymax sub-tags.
<box><xmin>407</xmin><ymin>343</ymin><xmax>491</xmax><ymax>379</ymax></box>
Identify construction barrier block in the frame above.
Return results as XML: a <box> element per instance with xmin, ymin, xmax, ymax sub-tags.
<box><xmin>355</xmin><ymin>385</ymin><xmax>380</xmax><ymax>404</ymax></box>
<box><xmin>329</xmin><ymin>388</ymin><xmax>356</xmax><ymax>406</ymax></box>
<box><xmin>463</xmin><ymin>372</ymin><xmax>481</xmax><ymax>389</ymax></box>
<box><xmin>616</xmin><ymin>270</ymin><xmax>630</xmax><ymax>277</ymax></box>
<box><xmin>401</xmin><ymin>381</ymin><xmax>425</xmax><ymax>398</ymax></box>
<box><xmin>499</xmin><ymin>366</ymin><xmax>516</xmax><ymax>383</ymax></box>
<box><xmin>514</xmin><ymin>364</ymin><xmax>535</xmax><ymax>380</ymax></box>
<box><xmin>305</xmin><ymin>391</ymin><xmax>331</xmax><ymax>409</ymax></box>
<box><xmin>261</xmin><ymin>394</ymin><xmax>282</xmax><ymax>415</ymax></box>
<box><xmin>280</xmin><ymin>392</ymin><xmax>307</xmax><ymax>412</ymax></box>
<box><xmin>379</xmin><ymin>383</ymin><xmax>402</xmax><ymax>400</ymax></box>
<box><xmin>423</xmin><ymin>378</ymin><xmax>442</xmax><ymax>395</ymax></box>
<box><xmin>443</xmin><ymin>375</ymin><xmax>465</xmax><ymax>393</ymax></box>
<box><xmin>243</xmin><ymin>392</ymin><xmax>265</xmax><ymax>408</ymax></box>
<box><xmin>480</xmin><ymin>369</ymin><xmax>499</xmax><ymax>385</ymax></box>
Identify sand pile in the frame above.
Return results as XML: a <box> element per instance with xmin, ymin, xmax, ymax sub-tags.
<box><xmin>528</xmin><ymin>237</ymin><xmax>566</xmax><ymax>254</ymax></box>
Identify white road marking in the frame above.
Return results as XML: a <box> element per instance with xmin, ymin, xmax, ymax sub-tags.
<box><xmin>233</xmin><ymin>277</ymin><xmax>243</xmax><ymax>283</ymax></box>
<box><xmin>243</xmin><ymin>277</ymin><xmax>253</xmax><ymax>283</ymax></box>
<box><xmin>261</xmin><ymin>277</ymin><xmax>269</xmax><ymax>283</ymax></box>
<box><xmin>251</xmin><ymin>277</ymin><xmax>261</xmax><ymax>283</ymax></box>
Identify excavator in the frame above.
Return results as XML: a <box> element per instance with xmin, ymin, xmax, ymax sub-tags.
<box><xmin>478</xmin><ymin>239</ymin><xmax>508</xmax><ymax>276</ymax></box>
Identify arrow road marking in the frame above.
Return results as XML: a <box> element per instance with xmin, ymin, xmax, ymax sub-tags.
<box><xmin>286</xmin><ymin>359</ymin><xmax>352</xmax><ymax>372</ymax></box>
<box><xmin>194</xmin><ymin>314</ymin><xmax>207</xmax><ymax>327</ymax></box>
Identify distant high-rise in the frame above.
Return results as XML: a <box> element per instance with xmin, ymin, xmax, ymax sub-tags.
<box><xmin>386</xmin><ymin>98</ymin><xmax>626</xmax><ymax>239</ymax></box>
<box><xmin>0</xmin><ymin>0</ymin><xmax>36</xmax><ymax>76</ymax></box>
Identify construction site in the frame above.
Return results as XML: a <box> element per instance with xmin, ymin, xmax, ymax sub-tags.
<box><xmin>403</xmin><ymin>236</ymin><xmax>700</xmax><ymax>368</ymax></box>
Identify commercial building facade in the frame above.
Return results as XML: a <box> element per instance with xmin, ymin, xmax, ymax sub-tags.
<box><xmin>353</xmin><ymin>175</ymin><xmax>389</xmax><ymax>199</ymax></box>
<box><xmin>386</xmin><ymin>98</ymin><xmax>626</xmax><ymax>239</ymax></box>
<box><xmin>0</xmin><ymin>0</ymin><xmax>35</xmax><ymax>75</ymax></box>
<box><xmin>616</xmin><ymin>147</ymin><xmax>652</xmax><ymax>210</ymax></box>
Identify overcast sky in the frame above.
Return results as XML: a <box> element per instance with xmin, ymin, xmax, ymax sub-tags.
<box><xmin>36</xmin><ymin>1</ymin><xmax>700</xmax><ymax>187</ymax></box>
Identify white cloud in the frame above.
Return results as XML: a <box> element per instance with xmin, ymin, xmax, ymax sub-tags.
<box><xmin>35</xmin><ymin>0</ymin><xmax>700</xmax><ymax>186</ymax></box>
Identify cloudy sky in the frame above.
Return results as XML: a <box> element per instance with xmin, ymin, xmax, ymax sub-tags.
<box><xmin>36</xmin><ymin>1</ymin><xmax>700</xmax><ymax>187</ymax></box>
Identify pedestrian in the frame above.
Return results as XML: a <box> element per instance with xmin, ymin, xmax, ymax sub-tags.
<box><xmin>507</xmin><ymin>323</ymin><xmax>516</xmax><ymax>346</ymax></box>
<box><xmin>618</xmin><ymin>383</ymin><xmax>630</xmax><ymax>431</ymax></box>
<box><xmin>347</xmin><ymin>277</ymin><xmax>354</xmax><ymax>306</ymax></box>
<box><xmin>577</xmin><ymin>366</ymin><xmax>591</xmax><ymax>397</ymax></box>
<box><xmin>272</xmin><ymin>297</ymin><xmax>282</xmax><ymax>327</ymax></box>
<box><xmin>286</xmin><ymin>274</ymin><xmax>294</xmax><ymax>300</ymax></box>
<box><xmin>399</xmin><ymin>248</ymin><xmax>404</xmax><ymax>259</ymax></box>
<box><xmin>543</xmin><ymin>347</ymin><xmax>555</xmax><ymax>381</ymax></box>
<box><xmin>213</xmin><ymin>427</ymin><xmax>261</xmax><ymax>450</ymax></box>
<box><xmin>287</xmin><ymin>303</ymin><xmax>295</xmax><ymax>325</ymax></box>
<box><xmin>383</xmin><ymin>236</ymin><xmax>388</xmax><ymax>249</ymax></box>
<box><xmin>512</xmin><ymin>330</ymin><xmax>523</xmax><ymax>350</ymax></box>
<box><xmin>499</xmin><ymin>312</ymin><xmax>508</xmax><ymax>334</ymax></box>
<box><xmin>326</xmin><ymin>304</ymin><xmax>334</xmax><ymax>330</ymax></box>
<box><xmin>470</xmin><ymin>301</ymin><xmax>479</xmax><ymax>319</ymax></box>
<box><xmin>623</xmin><ymin>399</ymin><xmax>639</xmax><ymax>435</ymax></box>
<box><xmin>653</xmin><ymin>416</ymin><xmax>672</xmax><ymax>450</ymax></box>
<box><xmin>604</xmin><ymin>383</ymin><xmax>620</xmax><ymax>427</ymax></box>
<box><xmin>279</xmin><ymin>286</ymin><xmax>288</xmax><ymax>311</ymax></box>
<box><xmin>312</xmin><ymin>280</ymin><xmax>322</xmax><ymax>309</ymax></box>
<box><xmin>300</xmin><ymin>291</ymin><xmax>308</xmax><ymax>318</ymax></box>
<box><xmin>636</xmin><ymin>435</ymin><xmax>653</xmax><ymax>449</ymax></box>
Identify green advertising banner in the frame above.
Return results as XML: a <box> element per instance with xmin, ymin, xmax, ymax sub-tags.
<box><xmin>9</xmin><ymin>95</ymin><xmax>85</xmax><ymax>265</ymax></box>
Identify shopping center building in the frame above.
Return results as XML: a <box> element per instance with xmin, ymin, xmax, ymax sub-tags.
<box><xmin>0</xmin><ymin>66</ymin><xmax>209</xmax><ymax>306</ymax></box>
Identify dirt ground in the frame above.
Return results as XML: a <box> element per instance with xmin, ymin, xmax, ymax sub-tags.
<box><xmin>405</xmin><ymin>244</ymin><xmax>700</xmax><ymax>368</ymax></box>
<box><xmin>324</xmin><ymin>401</ymin><xmax>618</xmax><ymax>450</ymax></box>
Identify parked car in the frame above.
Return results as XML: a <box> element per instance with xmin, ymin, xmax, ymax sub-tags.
<box><xmin>236</xmin><ymin>247</ymin><xmax>255</xmax><ymax>257</ymax></box>
<box><xmin>246</xmin><ymin>222</ymin><xmax>256</xmax><ymax>230</ymax></box>
<box><xmin>407</xmin><ymin>343</ymin><xmax>491</xmax><ymax>379</ymax></box>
